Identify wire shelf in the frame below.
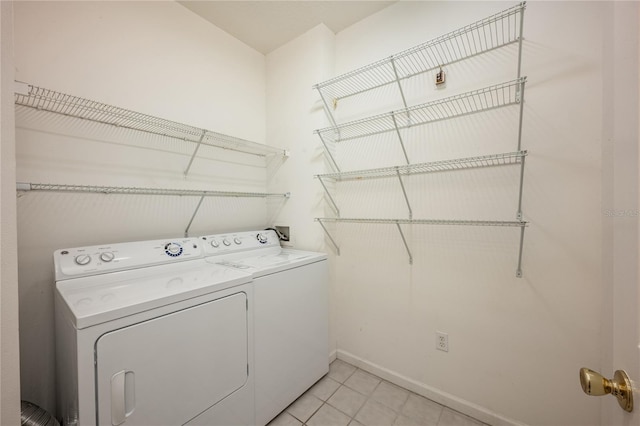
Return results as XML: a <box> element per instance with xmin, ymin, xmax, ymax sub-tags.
<box><xmin>316</xmin><ymin>78</ymin><xmax>525</xmax><ymax>143</ymax></box>
<box><xmin>16</xmin><ymin>182</ymin><xmax>290</xmax><ymax>198</ymax></box>
<box><xmin>315</xmin><ymin>217</ymin><xmax>527</xmax><ymax>227</ymax></box>
<box><xmin>14</xmin><ymin>83</ymin><xmax>285</xmax><ymax>158</ymax></box>
<box><xmin>317</xmin><ymin>151</ymin><xmax>527</xmax><ymax>181</ymax></box>
<box><xmin>313</xmin><ymin>2</ymin><xmax>525</xmax><ymax>104</ymax></box>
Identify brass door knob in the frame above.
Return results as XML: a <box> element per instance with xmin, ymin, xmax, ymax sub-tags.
<box><xmin>579</xmin><ymin>368</ymin><xmax>633</xmax><ymax>412</ymax></box>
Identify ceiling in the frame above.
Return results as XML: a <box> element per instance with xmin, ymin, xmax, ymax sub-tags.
<box><xmin>178</xmin><ymin>1</ymin><xmax>397</xmax><ymax>55</ymax></box>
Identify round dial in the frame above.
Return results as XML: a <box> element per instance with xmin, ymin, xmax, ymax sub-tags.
<box><xmin>99</xmin><ymin>252</ymin><xmax>115</xmax><ymax>262</ymax></box>
<box><xmin>257</xmin><ymin>233</ymin><xmax>268</xmax><ymax>244</ymax></box>
<box><xmin>210</xmin><ymin>239</ymin><xmax>220</xmax><ymax>248</ymax></box>
<box><xmin>164</xmin><ymin>242</ymin><xmax>183</xmax><ymax>257</ymax></box>
<box><xmin>74</xmin><ymin>254</ymin><xmax>91</xmax><ymax>266</ymax></box>
<box><xmin>222</xmin><ymin>239</ymin><xmax>231</xmax><ymax>246</ymax></box>
<box><xmin>234</xmin><ymin>237</ymin><xmax>242</xmax><ymax>245</ymax></box>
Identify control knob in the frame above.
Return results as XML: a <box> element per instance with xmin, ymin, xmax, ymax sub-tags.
<box><xmin>222</xmin><ymin>239</ymin><xmax>231</xmax><ymax>246</ymax></box>
<box><xmin>257</xmin><ymin>233</ymin><xmax>268</xmax><ymax>244</ymax></box>
<box><xmin>100</xmin><ymin>252</ymin><xmax>115</xmax><ymax>262</ymax></box>
<box><xmin>210</xmin><ymin>239</ymin><xmax>219</xmax><ymax>248</ymax></box>
<box><xmin>165</xmin><ymin>242</ymin><xmax>183</xmax><ymax>257</ymax></box>
<box><xmin>74</xmin><ymin>254</ymin><xmax>91</xmax><ymax>266</ymax></box>
<box><xmin>234</xmin><ymin>237</ymin><xmax>242</xmax><ymax>245</ymax></box>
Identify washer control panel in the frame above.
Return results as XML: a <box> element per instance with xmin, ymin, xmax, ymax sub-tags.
<box><xmin>55</xmin><ymin>238</ymin><xmax>202</xmax><ymax>280</ymax></box>
<box><xmin>200</xmin><ymin>230</ymin><xmax>280</xmax><ymax>255</ymax></box>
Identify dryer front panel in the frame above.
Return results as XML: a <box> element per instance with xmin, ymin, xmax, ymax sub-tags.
<box><xmin>95</xmin><ymin>292</ymin><xmax>248</xmax><ymax>426</ymax></box>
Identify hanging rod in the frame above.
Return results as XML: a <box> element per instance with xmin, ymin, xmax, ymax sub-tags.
<box><xmin>313</xmin><ymin>2</ymin><xmax>526</xmax><ymax>104</ymax></box>
<box><xmin>14</xmin><ymin>82</ymin><xmax>287</xmax><ymax>159</ymax></box>
<box><xmin>315</xmin><ymin>217</ymin><xmax>527</xmax><ymax>276</ymax></box>
<box><xmin>315</xmin><ymin>78</ymin><xmax>526</xmax><ymax>143</ymax></box>
<box><xmin>16</xmin><ymin>182</ymin><xmax>290</xmax><ymax>199</ymax></box>
<box><xmin>316</xmin><ymin>151</ymin><xmax>527</xmax><ymax>181</ymax></box>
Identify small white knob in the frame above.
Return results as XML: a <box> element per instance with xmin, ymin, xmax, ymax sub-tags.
<box><xmin>257</xmin><ymin>233</ymin><xmax>268</xmax><ymax>244</ymax></box>
<box><xmin>234</xmin><ymin>237</ymin><xmax>242</xmax><ymax>245</ymax></box>
<box><xmin>75</xmin><ymin>254</ymin><xmax>91</xmax><ymax>266</ymax></box>
<box><xmin>223</xmin><ymin>239</ymin><xmax>231</xmax><ymax>246</ymax></box>
<box><xmin>210</xmin><ymin>239</ymin><xmax>219</xmax><ymax>248</ymax></box>
<box><xmin>100</xmin><ymin>252</ymin><xmax>115</xmax><ymax>262</ymax></box>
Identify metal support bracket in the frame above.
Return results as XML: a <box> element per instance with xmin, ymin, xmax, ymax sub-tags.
<box><xmin>390</xmin><ymin>58</ymin><xmax>410</xmax><ymax>123</ymax></box>
<box><xmin>396</xmin><ymin>169</ymin><xmax>412</xmax><ymax>219</ymax></box>
<box><xmin>516</xmin><ymin>224</ymin><xmax>526</xmax><ymax>278</ymax></box>
<box><xmin>184</xmin><ymin>130</ymin><xmax>208</xmax><ymax>176</ymax></box>
<box><xmin>395</xmin><ymin>222</ymin><xmax>413</xmax><ymax>265</ymax></box>
<box><xmin>516</xmin><ymin>78</ymin><xmax>526</xmax><ymax>151</ymax></box>
<box><xmin>316</xmin><ymin>219</ymin><xmax>340</xmax><ymax>255</ymax></box>
<box><xmin>317</xmin><ymin>176</ymin><xmax>340</xmax><ymax>216</ymax></box>
<box><xmin>315</xmin><ymin>87</ymin><xmax>340</xmax><ymax>136</ymax></box>
<box><xmin>317</xmin><ymin>132</ymin><xmax>341</xmax><ymax>173</ymax></box>
<box><xmin>184</xmin><ymin>194</ymin><xmax>206</xmax><ymax>237</ymax></box>
<box><xmin>516</xmin><ymin>2</ymin><xmax>526</xmax><ymax>80</ymax></box>
<box><xmin>517</xmin><ymin>153</ymin><xmax>526</xmax><ymax>220</ymax></box>
<box><xmin>391</xmin><ymin>113</ymin><xmax>411</xmax><ymax>165</ymax></box>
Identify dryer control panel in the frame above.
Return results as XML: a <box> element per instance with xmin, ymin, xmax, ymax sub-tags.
<box><xmin>200</xmin><ymin>230</ymin><xmax>280</xmax><ymax>256</ymax></box>
<box><xmin>54</xmin><ymin>238</ymin><xmax>203</xmax><ymax>280</ymax></box>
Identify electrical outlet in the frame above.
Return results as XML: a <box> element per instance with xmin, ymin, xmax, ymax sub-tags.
<box><xmin>436</xmin><ymin>331</ymin><xmax>449</xmax><ymax>352</ymax></box>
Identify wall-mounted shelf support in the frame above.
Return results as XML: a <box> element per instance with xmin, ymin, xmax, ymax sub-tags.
<box><xmin>390</xmin><ymin>58</ymin><xmax>410</xmax><ymax>113</ymax></box>
<box><xmin>316</xmin><ymin>218</ymin><xmax>340</xmax><ymax>255</ymax></box>
<box><xmin>184</xmin><ymin>130</ymin><xmax>208</xmax><ymax>176</ymax></box>
<box><xmin>517</xmin><ymin>79</ymin><xmax>526</xmax><ymax>150</ymax></box>
<box><xmin>391</xmin><ymin>113</ymin><xmax>411</xmax><ymax>165</ymax></box>
<box><xmin>517</xmin><ymin>154</ymin><xmax>526</xmax><ymax>220</ymax></box>
<box><xmin>317</xmin><ymin>176</ymin><xmax>340</xmax><ymax>216</ymax></box>
<box><xmin>396</xmin><ymin>169</ymin><xmax>413</xmax><ymax>219</ymax></box>
<box><xmin>316</xmin><ymin>132</ymin><xmax>341</xmax><ymax>173</ymax></box>
<box><xmin>316</xmin><ymin>217</ymin><xmax>527</xmax><ymax>277</ymax></box>
<box><xmin>517</xmin><ymin>1</ymin><xmax>526</xmax><ymax>79</ymax></box>
<box><xmin>17</xmin><ymin>182</ymin><xmax>291</xmax><ymax>237</ymax></box>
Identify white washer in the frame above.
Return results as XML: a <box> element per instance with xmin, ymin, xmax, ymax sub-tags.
<box><xmin>54</xmin><ymin>238</ymin><xmax>255</xmax><ymax>426</ymax></box>
<box><xmin>199</xmin><ymin>230</ymin><xmax>329</xmax><ymax>426</ymax></box>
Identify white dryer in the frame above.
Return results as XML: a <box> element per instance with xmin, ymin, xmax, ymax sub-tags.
<box><xmin>54</xmin><ymin>238</ymin><xmax>255</xmax><ymax>426</ymax></box>
<box><xmin>199</xmin><ymin>230</ymin><xmax>329</xmax><ymax>426</ymax></box>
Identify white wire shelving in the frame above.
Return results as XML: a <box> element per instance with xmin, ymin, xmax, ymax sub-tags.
<box><xmin>315</xmin><ymin>151</ymin><xmax>527</xmax><ymax>220</ymax></box>
<box><xmin>14</xmin><ymin>82</ymin><xmax>288</xmax><ymax>175</ymax></box>
<box><xmin>316</xmin><ymin>78</ymin><xmax>526</xmax><ymax>172</ymax></box>
<box><xmin>313</xmin><ymin>2</ymin><xmax>526</xmax><ymax>127</ymax></box>
<box><xmin>315</xmin><ymin>217</ymin><xmax>528</xmax><ymax>277</ymax></box>
<box><xmin>16</xmin><ymin>182</ymin><xmax>290</xmax><ymax>237</ymax></box>
<box><xmin>311</xmin><ymin>2</ymin><xmax>530</xmax><ymax>277</ymax></box>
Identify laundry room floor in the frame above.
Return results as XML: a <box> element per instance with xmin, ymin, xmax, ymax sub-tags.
<box><xmin>268</xmin><ymin>359</ymin><xmax>487</xmax><ymax>426</ymax></box>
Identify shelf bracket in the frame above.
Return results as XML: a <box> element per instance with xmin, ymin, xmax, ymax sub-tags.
<box><xmin>317</xmin><ymin>132</ymin><xmax>341</xmax><ymax>173</ymax></box>
<box><xmin>391</xmin><ymin>113</ymin><xmax>411</xmax><ymax>165</ymax></box>
<box><xmin>517</xmin><ymin>154</ymin><xmax>526</xmax><ymax>220</ymax></box>
<box><xmin>395</xmin><ymin>222</ymin><xmax>413</xmax><ymax>265</ymax></box>
<box><xmin>315</xmin><ymin>87</ymin><xmax>340</xmax><ymax>137</ymax></box>
<box><xmin>184</xmin><ymin>194</ymin><xmax>206</xmax><ymax>237</ymax></box>
<box><xmin>396</xmin><ymin>169</ymin><xmax>412</xmax><ymax>219</ymax></box>
<box><xmin>516</xmin><ymin>79</ymin><xmax>526</xmax><ymax>151</ymax></box>
<box><xmin>317</xmin><ymin>176</ymin><xmax>340</xmax><ymax>217</ymax></box>
<box><xmin>316</xmin><ymin>219</ymin><xmax>340</xmax><ymax>255</ymax></box>
<box><xmin>390</xmin><ymin>57</ymin><xmax>410</xmax><ymax>123</ymax></box>
<box><xmin>184</xmin><ymin>130</ymin><xmax>208</xmax><ymax>176</ymax></box>
<box><xmin>516</xmin><ymin>224</ymin><xmax>526</xmax><ymax>278</ymax></box>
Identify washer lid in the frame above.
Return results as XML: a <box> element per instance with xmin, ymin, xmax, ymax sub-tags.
<box><xmin>210</xmin><ymin>248</ymin><xmax>327</xmax><ymax>277</ymax></box>
<box><xmin>56</xmin><ymin>259</ymin><xmax>252</xmax><ymax>329</ymax></box>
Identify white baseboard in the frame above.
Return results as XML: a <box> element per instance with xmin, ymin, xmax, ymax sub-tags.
<box><xmin>335</xmin><ymin>350</ymin><xmax>527</xmax><ymax>426</ymax></box>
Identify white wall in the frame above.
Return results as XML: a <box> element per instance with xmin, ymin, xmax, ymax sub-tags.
<box><xmin>265</xmin><ymin>24</ymin><xmax>336</xmax><ymax>351</ymax></box>
<box><xmin>1</xmin><ymin>1</ymin><xmax>21</xmax><ymax>424</ymax></box>
<box><xmin>322</xmin><ymin>2</ymin><xmax>607</xmax><ymax>425</ymax></box>
<box><xmin>13</xmin><ymin>1</ymin><xmax>272</xmax><ymax>413</ymax></box>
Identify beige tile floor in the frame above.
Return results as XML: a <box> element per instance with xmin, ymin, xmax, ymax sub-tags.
<box><xmin>268</xmin><ymin>359</ymin><xmax>488</xmax><ymax>426</ymax></box>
